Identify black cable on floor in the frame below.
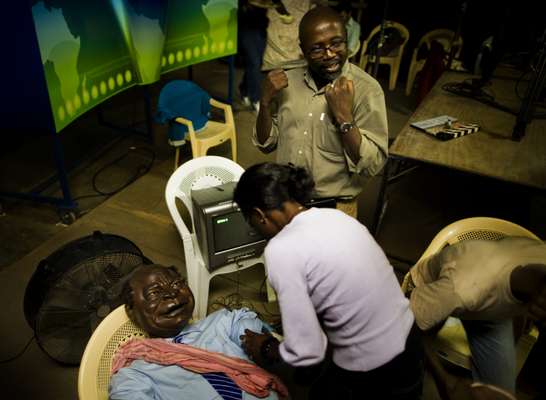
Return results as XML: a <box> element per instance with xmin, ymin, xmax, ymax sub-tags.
<box><xmin>0</xmin><ymin>335</ymin><xmax>35</xmax><ymax>363</ymax></box>
<box><xmin>73</xmin><ymin>146</ymin><xmax>156</xmax><ymax>202</ymax></box>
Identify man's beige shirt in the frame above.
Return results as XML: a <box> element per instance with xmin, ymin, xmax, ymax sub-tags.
<box><xmin>253</xmin><ymin>62</ymin><xmax>389</xmax><ymax>198</ymax></box>
<box><xmin>409</xmin><ymin>236</ymin><xmax>546</xmax><ymax>331</ymax></box>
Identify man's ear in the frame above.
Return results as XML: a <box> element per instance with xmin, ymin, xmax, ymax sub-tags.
<box><xmin>252</xmin><ymin>207</ymin><xmax>267</xmax><ymax>224</ymax></box>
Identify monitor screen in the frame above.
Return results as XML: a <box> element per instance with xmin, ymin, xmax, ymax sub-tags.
<box><xmin>213</xmin><ymin>211</ymin><xmax>263</xmax><ymax>253</ymax></box>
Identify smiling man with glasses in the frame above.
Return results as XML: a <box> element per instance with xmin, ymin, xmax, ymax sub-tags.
<box><xmin>254</xmin><ymin>5</ymin><xmax>388</xmax><ymax>219</ymax></box>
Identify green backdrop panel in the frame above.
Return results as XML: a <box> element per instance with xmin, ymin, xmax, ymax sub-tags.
<box><xmin>30</xmin><ymin>0</ymin><xmax>237</xmax><ymax>132</ymax></box>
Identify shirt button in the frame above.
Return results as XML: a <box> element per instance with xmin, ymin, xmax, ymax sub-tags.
<box><xmin>308</xmin><ymin>113</ymin><xmax>313</xmax><ymax>117</ymax></box>
<box><xmin>303</xmin><ymin>131</ymin><xmax>308</xmax><ymax>135</ymax></box>
<box><xmin>298</xmin><ymin>150</ymin><xmax>303</xmax><ymax>155</ymax></box>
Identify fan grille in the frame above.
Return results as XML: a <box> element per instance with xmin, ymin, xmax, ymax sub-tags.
<box><xmin>33</xmin><ymin>251</ymin><xmax>149</xmax><ymax>364</ymax></box>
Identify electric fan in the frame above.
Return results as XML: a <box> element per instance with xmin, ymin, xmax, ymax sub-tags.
<box><xmin>23</xmin><ymin>231</ymin><xmax>152</xmax><ymax>365</ymax></box>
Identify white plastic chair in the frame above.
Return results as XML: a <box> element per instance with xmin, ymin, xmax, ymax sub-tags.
<box><xmin>407</xmin><ymin>217</ymin><xmax>541</xmax><ymax>375</ymax></box>
<box><xmin>78</xmin><ymin>305</ymin><xmax>148</xmax><ymax>400</ymax></box>
<box><xmin>165</xmin><ymin>156</ymin><xmax>267</xmax><ymax>319</ymax></box>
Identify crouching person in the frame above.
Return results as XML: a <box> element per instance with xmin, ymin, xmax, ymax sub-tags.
<box><xmin>403</xmin><ymin>236</ymin><xmax>546</xmax><ymax>395</ymax></box>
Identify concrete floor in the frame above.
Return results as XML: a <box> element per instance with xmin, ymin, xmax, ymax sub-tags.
<box><xmin>1</xmin><ymin>60</ymin><xmax>544</xmax><ymax>399</ymax></box>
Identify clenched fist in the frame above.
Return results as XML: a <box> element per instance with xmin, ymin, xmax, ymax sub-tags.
<box><xmin>261</xmin><ymin>69</ymin><xmax>288</xmax><ymax>106</ymax></box>
<box><xmin>325</xmin><ymin>76</ymin><xmax>354</xmax><ymax>124</ymax></box>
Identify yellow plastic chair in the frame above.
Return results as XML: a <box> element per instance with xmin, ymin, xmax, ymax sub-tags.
<box><xmin>174</xmin><ymin>97</ymin><xmax>237</xmax><ymax>171</ymax></box>
<box><xmin>405</xmin><ymin>29</ymin><xmax>463</xmax><ymax>96</ymax></box>
<box><xmin>358</xmin><ymin>21</ymin><xmax>410</xmax><ymax>90</ymax></box>
<box><xmin>156</xmin><ymin>80</ymin><xmax>237</xmax><ymax>172</ymax></box>
<box><xmin>408</xmin><ymin>217</ymin><xmax>541</xmax><ymax>375</ymax></box>
<box><xmin>78</xmin><ymin>305</ymin><xmax>148</xmax><ymax>400</ymax></box>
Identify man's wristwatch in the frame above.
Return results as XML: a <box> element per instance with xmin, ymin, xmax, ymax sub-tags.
<box><xmin>338</xmin><ymin>121</ymin><xmax>355</xmax><ymax>135</ymax></box>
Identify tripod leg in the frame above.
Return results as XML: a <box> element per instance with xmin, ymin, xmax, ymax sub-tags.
<box><xmin>512</xmin><ymin>30</ymin><xmax>546</xmax><ymax>141</ymax></box>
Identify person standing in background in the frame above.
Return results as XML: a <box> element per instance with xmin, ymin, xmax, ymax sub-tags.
<box><xmin>261</xmin><ymin>0</ymin><xmax>316</xmax><ymax>71</ymax></box>
<box><xmin>238</xmin><ymin>0</ymin><xmax>268</xmax><ymax>112</ymax></box>
<box><xmin>331</xmin><ymin>2</ymin><xmax>361</xmax><ymax>59</ymax></box>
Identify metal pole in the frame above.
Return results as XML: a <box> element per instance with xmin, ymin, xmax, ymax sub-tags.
<box><xmin>512</xmin><ymin>28</ymin><xmax>546</xmax><ymax>141</ymax></box>
<box><xmin>143</xmin><ymin>85</ymin><xmax>154</xmax><ymax>142</ymax></box>
<box><xmin>447</xmin><ymin>1</ymin><xmax>467</xmax><ymax>70</ymax></box>
<box><xmin>372</xmin><ymin>0</ymin><xmax>390</xmax><ymax>78</ymax></box>
<box><xmin>52</xmin><ymin>132</ymin><xmax>77</xmax><ymax>211</ymax></box>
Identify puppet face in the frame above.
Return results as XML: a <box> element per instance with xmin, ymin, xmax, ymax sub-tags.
<box><xmin>127</xmin><ymin>266</ymin><xmax>194</xmax><ymax>338</ymax></box>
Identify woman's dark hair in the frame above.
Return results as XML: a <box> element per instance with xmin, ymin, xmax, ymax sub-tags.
<box><xmin>234</xmin><ymin>162</ymin><xmax>315</xmax><ymax>217</ymax></box>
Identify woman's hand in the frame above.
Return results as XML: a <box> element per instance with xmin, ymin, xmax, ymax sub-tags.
<box><xmin>240</xmin><ymin>329</ymin><xmax>271</xmax><ymax>364</ymax></box>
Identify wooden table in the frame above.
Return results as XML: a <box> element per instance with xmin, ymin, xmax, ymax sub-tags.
<box><xmin>390</xmin><ymin>70</ymin><xmax>546</xmax><ymax>189</ymax></box>
<box><xmin>372</xmin><ymin>69</ymin><xmax>546</xmax><ymax>235</ymax></box>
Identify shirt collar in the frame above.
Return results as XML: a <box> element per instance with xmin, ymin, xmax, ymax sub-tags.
<box><xmin>303</xmin><ymin>61</ymin><xmax>351</xmax><ymax>94</ymax></box>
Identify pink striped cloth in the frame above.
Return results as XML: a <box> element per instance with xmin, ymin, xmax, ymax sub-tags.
<box><xmin>111</xmin><ymin>338</ymin><xmax>288</xmax><ymax>399</ymax></box>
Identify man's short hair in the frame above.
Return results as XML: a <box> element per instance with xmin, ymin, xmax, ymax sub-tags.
<box><xmin>298</xmin><ymin>6</ymin><xmax>346</xmax><ymax>44</ymax></box>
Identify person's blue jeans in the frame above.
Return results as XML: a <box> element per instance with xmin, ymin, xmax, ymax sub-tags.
<box><xmin>462</xmin><ymin>318</ymin><xmax>516</xmax><ymax>393</ymax></box>
<box><xmin>238</xmin><ymin>27</ymin><xmax>266</xmax><ymax>103</ymax></box>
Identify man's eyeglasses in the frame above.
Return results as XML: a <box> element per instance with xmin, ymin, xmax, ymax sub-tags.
<box><xmin>307</xmin><ymin>39</ymin><xmax>347</xmax><ymax>59</ymax></box>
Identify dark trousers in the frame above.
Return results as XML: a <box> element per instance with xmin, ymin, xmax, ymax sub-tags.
<box><xmin>238</xmin><ymin>27</ymin><xmax>266</xmax><ymax>103</ymax></box>
<box><xmin>308</xmin><ymin>323</ymin><xmax>424</xmax><ymax>400</ymax></box>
